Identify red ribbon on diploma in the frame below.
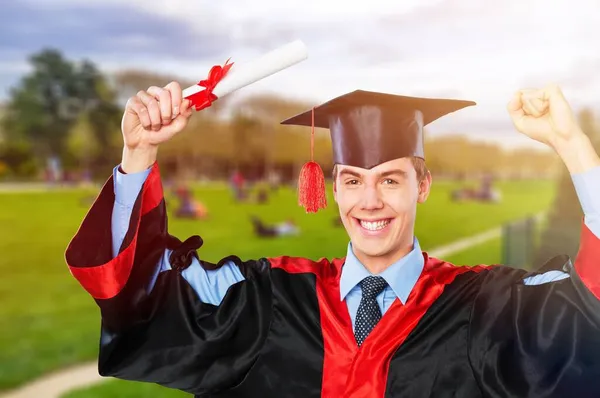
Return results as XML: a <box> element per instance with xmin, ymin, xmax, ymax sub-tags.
<box><xmin>186</xmin><ymin>58</ymin><xmax>234</xmax><ymax>111</ymax></box>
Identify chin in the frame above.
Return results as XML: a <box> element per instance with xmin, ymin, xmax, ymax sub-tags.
<box><xmin>350</xmin><ymin>232</ymin><xmax>395</xmax><ymax>257</ymax></box>
<box><xmin>354</xmin><ymin>241</ymin><xmax>393</xmax><ymax>257</ymax></box>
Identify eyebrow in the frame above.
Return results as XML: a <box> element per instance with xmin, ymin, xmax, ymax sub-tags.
<box><xmin>338</xmin><ymin>169</ymin><xmax>408</xmax><ymax>179</ymax></box>
<box><xmin>378</xmin><ymin>170</ymin><xmax>408</xmax><ymax>178</ymax></box>
<box><xmin>338</xmin><ymin>169</ymin><xmax>362</xmax><ymax>178</ymax></box>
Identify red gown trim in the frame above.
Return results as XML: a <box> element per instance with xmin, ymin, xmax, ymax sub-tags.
<box><xmin>574</xmin><ymin>220</ymin><xmax>600</xmax><ymax>300</ymax></box>
<box><xmin>269</xmin><ymin>254</ymin><xmax>491</xmax><ymax>397</ymax></box>
<box><xmin>67</xmin><ymin>163</ymin><xmax>163</xmax><ymax>300</ymax></box>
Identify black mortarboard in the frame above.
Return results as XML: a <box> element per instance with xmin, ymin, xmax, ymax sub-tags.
<box><xmin>281</xmin><ymin>89</ymin><xmax>476</xmax><ymax>170</ymax></box>
<box><xmin>280</xmin><ymin>89</ymin><xmax>476</xmax><ymax>213</ymax></box>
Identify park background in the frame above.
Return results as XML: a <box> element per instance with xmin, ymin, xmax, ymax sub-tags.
<box><xmin>1</xmin><ymin>0</ymin><xmax>600</xmax><ymax>397</ymax></box>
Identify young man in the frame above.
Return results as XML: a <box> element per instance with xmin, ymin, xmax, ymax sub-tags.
<box><xmin>65</xmin><ymin>82</ymin><xmax>600</xmax><ymax>397</ymax></box>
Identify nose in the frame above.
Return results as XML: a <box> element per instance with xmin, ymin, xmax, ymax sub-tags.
<box><xmin>360</xmin><ymin>185</ymin><xmax>384</xmax><ymax>210</ymax></box>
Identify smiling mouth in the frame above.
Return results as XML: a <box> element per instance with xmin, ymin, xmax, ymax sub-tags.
<box><xmin>354</xmin><ymin>218</ymin><xmax>393</xmax><ymax>232</ymax></box>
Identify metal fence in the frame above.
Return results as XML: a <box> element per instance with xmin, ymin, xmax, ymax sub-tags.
<box><xmin>502</xmin><ymin>216</ymin><xmax>537</xmax><ymax>269</ymax></box>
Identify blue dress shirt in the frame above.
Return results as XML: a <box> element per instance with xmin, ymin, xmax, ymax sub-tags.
<box><xmin>111</xmin><ymin>165</ymin><xmax>600</xmax><ymax>330</ymax></box>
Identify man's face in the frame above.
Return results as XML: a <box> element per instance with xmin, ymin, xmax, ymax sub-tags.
<box><xmin>333</xmin><ymin>157</ymin><xmax>431</xmax><ymax>262</ymax></box>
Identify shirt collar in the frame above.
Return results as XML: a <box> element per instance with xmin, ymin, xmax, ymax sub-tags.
<box><xmin>339</xmin><ymin>237</ymin><xmax>425</xmax><ymax>305</ymax></box>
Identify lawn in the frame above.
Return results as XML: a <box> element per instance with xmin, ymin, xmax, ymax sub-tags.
<box><xmin>0</xmin><ymin>177</ymin><xmax>555</xmax><ymax>392</ymax></box>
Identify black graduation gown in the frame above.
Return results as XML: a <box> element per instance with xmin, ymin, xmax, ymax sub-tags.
<box><xmin>65</xmin><ymin>163</ymin><xmax>600</xmax><ymax>397</ymax></box>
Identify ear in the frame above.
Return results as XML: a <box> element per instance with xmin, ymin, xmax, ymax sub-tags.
<box><xmin>417</xmin><ymin>171</ymin><xmax>432</xmax><ymax>203</ymax></box>
<box><xmin>333</xmin><ymin>177</ymin><xmax>338</xmax><ymax>203</ymax></box>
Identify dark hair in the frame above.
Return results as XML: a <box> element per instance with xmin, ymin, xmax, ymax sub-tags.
<box><xmin>332</xmin><ymin>157</ymin><xmax>429</xmax><ymax>182</ymax></box>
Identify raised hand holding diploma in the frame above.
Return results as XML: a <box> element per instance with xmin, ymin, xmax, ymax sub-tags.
<box><xmin>507</xmin><ymin>84</ymin><xmax>600</xmax><ymax>174</ymax></box>
<box><xmin>119</xmin><ymin>40</ymin><xmax>308</xmax><ymax>173</ymax></box>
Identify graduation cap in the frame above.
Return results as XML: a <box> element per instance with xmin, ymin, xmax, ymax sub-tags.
<box><xmin>281</xmin><ymin>89</ymin><xmax>476</xmax><ymax>213</ymax></box>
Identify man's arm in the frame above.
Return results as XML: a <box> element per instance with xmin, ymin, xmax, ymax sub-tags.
<box><xmin>557</xmin><ymin>135</ymin><xmax>600</xmax><ymax>299</ymax></box>
<box><xmin>506</xmin><ymin>85</ymin><xmax>600</xmax><ymax>296</ymax></box>
<box><xmin>466</xmin><ymin>86</ymin><xmax>600</xmax><ymax>397</ymax></box>
<box><xmin>65</xmin><ymin>83</ymin><xmax>269</xmax><ymax>394</ymax></box>
<box><xmin>111</xmin><ymin>164</ymin><xmax>245</xmax><ymax>304</ymax></box>
<box><xmin>571</xmin><ymin>159</ymin><xmax>600</xmax><ymax>238</ymax></box>
<box><xmin>523</xmin><ymin>164</ymin><xmax>600</xmax><ymax>285</ymax></box>
<box><xmin>111</xmin><ymin>165</ymin><xmax>150</xmax><ymax>258</ymax></box>
<box><xmin>468</xmin><ymin>159</ymin><xmax>600</xmax><ymax>398</ymax></box>
<box><xmin>66</xmin><ymin>160</ymin><xmax>268</xmax><ymax>394</ymax></box>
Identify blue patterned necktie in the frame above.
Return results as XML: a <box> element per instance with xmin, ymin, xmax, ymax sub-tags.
<box><xmin>354</xmin><ymin>276</ymin><xmax>388</xmax><ymax>346</ymax></box>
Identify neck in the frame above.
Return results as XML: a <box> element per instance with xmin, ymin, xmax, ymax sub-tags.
<box><xmin>353</xmin><ymin>236</ymin><xmax>416</xmax><ymax>275</ymax></box>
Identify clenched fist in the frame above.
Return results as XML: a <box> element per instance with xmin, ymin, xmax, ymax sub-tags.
<box><xmin>507</xmin><ymin>84</ymin><xmax>582</xmax><ymax>150</ymax></box>
<box><xmin>121</xmin><ymin>81</ymin><xmax>194</xmax><ymax>151</ymax></box>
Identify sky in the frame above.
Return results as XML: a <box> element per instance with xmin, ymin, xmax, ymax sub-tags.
<box><xmin>1</xmin><ymin>0</ymin><xmax>600</xmax><ymax>150</ymax></box>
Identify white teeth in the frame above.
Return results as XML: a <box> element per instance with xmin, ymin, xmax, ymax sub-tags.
<box><xmin>359</xmin><ymin>219</ymin><xmax>390</xmax><ymax>231</ymax></box>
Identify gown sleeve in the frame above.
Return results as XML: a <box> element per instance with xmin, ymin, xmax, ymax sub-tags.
<box><xmin>64</xmin><ymin>162</ymin><xmax>273</xmax><ymax>396</ymax></box>
<box><xmin>468</xmin><ymin>221</ymin><xmax>600</xmax><ymax>398</ymax></box>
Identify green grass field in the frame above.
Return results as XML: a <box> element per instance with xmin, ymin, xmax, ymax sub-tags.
<box><xmin>0</xmin><ymin>178</ymin><xmax>554</xmax><ymax>394</ymax></box>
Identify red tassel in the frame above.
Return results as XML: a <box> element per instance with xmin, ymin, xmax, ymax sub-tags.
<box><xmin>298</xmin><ymin>107</ymin><xmax>327</xmax><ymax>213</ymax></box>
<box><xmin>298</xmin><ymin>161</ymin><xmax>327</xmax><ymax>213</ymax></box>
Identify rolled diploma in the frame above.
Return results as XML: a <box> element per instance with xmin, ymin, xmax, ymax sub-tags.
<box><xmin>182</xmin><ymin>39</ymin><xmax>308</xmax><ymax>99</ymax></box>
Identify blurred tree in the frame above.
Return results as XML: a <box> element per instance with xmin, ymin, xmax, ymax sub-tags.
<box><xmin>1</xmin><ymin>53</ymin><xmax>571</xmax><ymax>181</ymax></box>
<box><xmin>237</xmin><ymin>93</ymin><xmax>315</xmax><ymax>176</ymax></box>
<box><xmin>65</xmin><ymin>112</ymin><xmax>100</xmax><ymax>171</ymax></box>
<box><xmin>0</xmin><ymin>139</ymin><xmax>38</xmax><ymax>178</ymax></box>
<box><xmin>423</xmin><ymin>133</ymin><xmax>559</xmax><ymax>180</ymax></box>
<box><xmin>533</xmin><ymin>108</ymin><xmax>599</xmax><ymax>267</ymax></box>
<box><xmin>2</xmin><ymin>49</ymin><xmax>121</xmax><ymax>177</ymax></box>
<box><xmin>79</xmin><ymin>61</ymin><xmax>123</xmax><ymax>171</ymax></box>
<box><xmin>231</xmin><ymin>111</ymin><xmax>262</xmax><ymax>170</ymax></box>
<box><xmin>2</xmin><ymin>49</ymin><xmax>76</xmax><ymax>160</ymax></box>
<box><xmin>0</xmin><ymin>104</ymin><xmax>4</xmax><ymax>141</ymax></box>
<box><xmin>237</xmin><ymin>93</ymin><xmax>313</xmax><ymax>121</ymax></box>
<box><xmin>424</xmin><ymin>135</ymin><xmax>472</xmax><ymax>177</ymax></box>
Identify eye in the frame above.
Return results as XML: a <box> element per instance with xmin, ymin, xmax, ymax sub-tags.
<box><xmin>345</xmin><ymin>179</ymin><xmax>360</xmax><ymax>185</ymax></box>
<box><xmin>382</xmin><ymin>178</ymin><xmax>398</xmax><ymax>185</ymax></box>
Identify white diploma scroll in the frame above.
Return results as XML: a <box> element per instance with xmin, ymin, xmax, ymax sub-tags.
<box><xmin>182</xmin><ymin>40</ymin><xmax>308</xmax><ymax>100</ymax></box>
